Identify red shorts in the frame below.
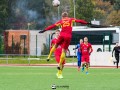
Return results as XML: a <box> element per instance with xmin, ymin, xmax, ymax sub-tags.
<box><xmin>56</xmin><ymin>35</ymin><xmax>71</xmax><ymax>50</ymax></box>
<box><xmin>81</xmin><ymin>55</ymin><xmax>90</xmax><ymax>63</ymax></box>
<box><xmin>55</xmin><ymin>54</ymin><xmax>65</xmax><ymax>65</ymax></box>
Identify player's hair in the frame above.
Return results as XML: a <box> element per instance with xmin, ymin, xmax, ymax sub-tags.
<box><xmin>84</xmin><ymin>37</ymin><xmax>88</xmax><ymax>39</ymax></box>
<box><xmin>62</xmin><ymin>12</ymin><xmax>68</xmax><ymax>17</ymax></box>
<box><xmin>80</xmin><ymin>39</ymin><xmax>83</xmax><ymax>41</ymax></box>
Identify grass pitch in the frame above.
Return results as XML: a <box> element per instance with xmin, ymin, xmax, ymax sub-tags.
<box><xmin>0</xmin><ymin>66</ymin><xmax>120</xmax><ymax>90</ymax></box>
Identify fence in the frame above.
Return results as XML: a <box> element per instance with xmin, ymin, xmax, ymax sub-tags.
<box><xmin>0</xmin><ymin>54</ymin><xmax>50</xmax><ymax>65</ymax></box>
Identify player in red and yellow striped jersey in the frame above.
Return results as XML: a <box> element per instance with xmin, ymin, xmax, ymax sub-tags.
<box><xmin>39</xmin><ymin>12</ymin><xmax>89</xmax><ymax>78</ymax></box>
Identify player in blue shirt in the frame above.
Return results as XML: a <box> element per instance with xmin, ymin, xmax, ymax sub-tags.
<box><xmin>73</xmin><ymin>39</ymin><xmax>83</xmax><ymax>71</ymax></box>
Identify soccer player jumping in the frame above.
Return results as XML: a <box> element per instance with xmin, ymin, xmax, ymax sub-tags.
<box><xmin>39</xmin><ymin>12</ymin><xmax>90</xmax><ymax>78</ymax></box>
<box><xmin>81</xmin><ymin>37</ymin><xmax>93</xmax><ymax>74</ymax></box>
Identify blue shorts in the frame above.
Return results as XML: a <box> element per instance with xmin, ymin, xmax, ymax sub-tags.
<box><xmin>77</xmin><ymin>52</ymin><xmax>81</xmax><ymax>61</ymax></box>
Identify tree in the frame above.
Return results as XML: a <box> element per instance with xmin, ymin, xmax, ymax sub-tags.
<box><xmin>93</xmin><ymin>0</ymin><xmax>113</xmax><ymax>25</ymax></box>
<box><xmin>0</xmin><ymin>0</ymin><xmax>10</xmax><ymax>33</ymax></box>
<box><xmin>103</xmin><ymin>0</ymin><xmax>116</xmax><ymax>5</ymax></box>
<box><xmin>8</xmin><ymin>0</ymin><xmax>70</xmax><ymax>30</ymax></box>
<box><xmin>0</xmin><ymin>0</ymin><xmax>71</xmax><ymax>30</ymax></box>
<box><xmin>114</xmin><ymin>0</ymin><xmax>120</xmax><ymax>11</ymax></box>
<box><xmin>106</xmin><ymin>10</ymin><xmax>120</xmax><ymax>26</ymax></box>
<box><xmin>69</xmin><ymin>0</ymin><xmax>94</xmax><ymax>22</ymax></box>
<box><xmin>8</xmin><ymin>0</ymin><xmax>50</xmax><ymax>29</ymax></box>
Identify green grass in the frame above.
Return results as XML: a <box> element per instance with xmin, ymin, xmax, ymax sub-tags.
<box><xmin>0</xmin><ymin>67</ymin><xmax>120</xmax><ymax>90</ymax></box>
<box><xmin>0</xmin><ymin>57</ymin><xmax>76</xmax><ymax>64</ymax></box>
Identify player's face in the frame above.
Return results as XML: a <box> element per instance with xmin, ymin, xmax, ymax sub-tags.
<box><xmin>84</xmin><ymin>37</ymin><xmax>88</xmax><ymax>43</ymax></box>
<box><xmin>55</xmin><ymin>31</ymin><xmax>60</xmax><ymax>38</ymax></box>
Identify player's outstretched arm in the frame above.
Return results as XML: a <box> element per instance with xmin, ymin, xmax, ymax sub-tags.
<box><xmin>75</xmin><ymin>19</ymin><xmax>99</xmax><ymax>27</ymax></box>
<box><xmin>39</xmin><ymin>30</ymin><xmax>46</xmax><ymax>33</ymax></box>
<box><xmin>74</xmin><ymin>18</ymin><xmax>110</xmax><ymax>28</ymax></box>
<box><xmin>45</xmin><ymin>24</ymin><xmax>56</xmax><ymax>30</ymax></box>
<box><xmin>87</xmin><ymin>22</ymin><xmax>110</xmax><ymax>28</ymax></box>
<box><xmin>39</xmin><ymin>24</ymin><xmax>57</xmax><ymax>33</ymax></box>
<box><xmin>75</xmin><ymin>19</ymin><xmax>88</xmax><ymax>25</ymax></box>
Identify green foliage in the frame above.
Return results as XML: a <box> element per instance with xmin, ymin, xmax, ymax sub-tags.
<box><xmin>69</xmin><ymin>0</ymin><xmax>94</xmax><ymax>22</ymax></box>
<box><xmin>113</xmin><ymin>0</ymin><xmax>120</xmax><ymax>11</ymax></box>
<box><xmin>0</xmin><ymin>35</ymin><xmax>4</xmax><ymax>54</ymax></box>
<box><xmin>8</xmin><ymin>0</ymin><xmax>51</xmax><ymax>29</ymax></box>
<box><xmin>103</xmin><ymin>0</ymin><xmax>116</xmax><ymax>5</ymax></box>
<box><xmin>0</xmin><ymin>0</ymin><xmax>120</xmax><ymax>31</ymax></box>
<box><xmin>8</xmin><ymin>0</ymin><xmax>69</xmax><ymax>30</ymax></box>
<box><xmin>0</xmin><ymin>56</ymin><xmax>75</xmax><ymax>64</ymax></box>
<box><xmin>106</xmin><ymin>10</ymin><xmax>120</xmax><ymax>26</ymax></box>
<box><xmin>0</xmin><ymin>0</ymin><xmax>10</xmax><ymax>32</ymax></box>
<box><xmin>93</xmin><ymin>0</ymin><xmax>113</xmax><ymax>25</ymax></box>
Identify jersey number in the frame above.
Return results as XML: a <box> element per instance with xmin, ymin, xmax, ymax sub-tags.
<box><xmin>63</xmin><ymin>21</ymin><xmax>70</xmax><ymax>27</ymax></box>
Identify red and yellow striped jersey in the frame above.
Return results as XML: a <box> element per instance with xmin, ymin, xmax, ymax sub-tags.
<box><xmin>45</xmin><ymin>17</ymin><xmax>88</xmax><ymax>37</ymax></box>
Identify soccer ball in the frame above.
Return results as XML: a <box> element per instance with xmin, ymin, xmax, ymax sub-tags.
<box><xmin>52</xmin><ymin>0</ymin><xmax>60</xmax><ymax>7</ymax></box>
<box><xmin>51</xmin><ymin>84</ymin><xmax>56</xmax><ymax>89</ymax></box>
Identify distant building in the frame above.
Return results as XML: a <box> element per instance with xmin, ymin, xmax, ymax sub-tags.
<box><xmin>4</xmin><ymin>30</ymin><xmax>53</xmax><ymax>56</ymax></box>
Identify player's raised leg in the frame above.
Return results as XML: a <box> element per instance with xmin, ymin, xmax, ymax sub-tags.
<box><xmin>55</xmin><ymin>54</ymin><xmax>65</xmax><ymax>78</ymax></box>
<box><xmin>56</xmin><ymin>64</ymin><xmax>65</xmax><ymax>78</ymax></box>
<box><xmin>57</xmin><ymin>49</ymin><xmax>66</xmax><ymax>78</ymax></box>
<box><xmin>59</xmin><ymin>49</ymin><xmax>66</xmax><ymax>67</ymax></box>
<box><xmin>47</xmin><ymin>44</ymin><xmax>58</xmax><ymax>61</ymax></box>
